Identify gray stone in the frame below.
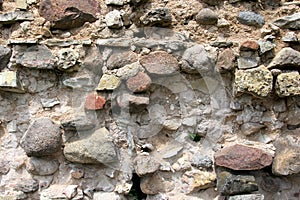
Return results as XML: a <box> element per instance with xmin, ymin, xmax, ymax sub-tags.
<box><xmin>240</xmin><ymin>122</ymin><xmax>265</xmax><ymax>136</ymax></box>
<box><xmin>105</xmin><ymin>10</ymin><xmax>123</xmax><ymax>29</ymax></box>
<box><xmin>201</xmin><ymin>0</ymin><xmax>220</xmax><ymax>6</ymax></box>
<box><xmin>273</xmin><ymin>12</ymin><xmax>300</xmax><ymax>30</ymax></box>
<box><xmin>234</xmin><ymin>65</ymin><xmax>273</xmax><ymax>97</ymax></box>
<box><xmin>93</xmin><ymin>192</ymin><xmax>126</xmax><ymax>200</ymax></box>
<box><xmin>0</xmin><ymin>159</ymin><xmax>10</xmax><ymax>175</ymax></box>
<box><xmin>11</xmin><ymin>45</ymin><xmax>56</xmax><ymax>69</ymax></box>
<box><xmin>61</xmin><ymin>115</ymin><xmax>96</xmax><ymax>131</ymax></box>
<box><xmin>107</xmin><ymin>51</ymin><xmax>138</xmax><ymax>70</ymax></box>
<box><xmin>258</xmin><ymin>40</ymin><xmax>276</xmax><ymax>55</ymax></box>
<box><xmin>105</xmin><ymin>0</ymin><xmax>124</xmax><ymax>5</ymax></box>
<box><xmin>41</xmin><ymin>98</ymin><xmax>60</xmax><ymax>108</ymax></box>
<box><xmin>196</xmin><ymin>8</ymin><xmax>218</xmax><ymax>25</ymax></box>
<box><xmin>237</xmin><ymin>11</ymin><xmax>265</xmax><ymax>27</ymax></box>
<box><xmin>20</xmin><ymin>118</ymin><xmax>62</xmax><ymax>157</ymax></box>
<box><xmin>63</xmin><ymin>74</ymin><xmax>95</xmax><ymax>90</ymax></box>
<box><xmin>56</xmin><ymin>48</ymin><xmax>80</xmax><ymax>71</ymax></box>
<box><xmin>0</xmin><ymin>45</ymin><xmax>11</xmax><ymax>70</ymax></box>
<box><xmin>228</xmin><ymin>194</ymin><xmax>264</xmax><ymax>200</ymax></box>
<box><xmin>40</xmin><ymin>185</ymin><xmax>83</xmax><ymax>200</ymax></box>
<box><xmin>0</xmin><ymin>71</ymin><xmax>24</xmax><ymax>93</ymax></box>
<box><xmin>63</xmin><ymin>127</ymin><xmax>118</xmax><ymax>164</ymax></box>
<box><xmin>134</xmin><ymin>155</ymin><xmax>160</xmax><ymax>176</ymax></box>
<box><xmin>191</xmin><ymin>154</ymin><xmax>213</xmax><ymax>169</ymax></box>
<box><xmin>282</xmin><ymin>31</ymin><xmax>299</xmax><ymax>43</ymax></box>
<box><xmin>0</xmin><ymin>11</ymin><xmax>34</xmax><ymax>24</ymax></box>
<box><xmin>182</xmin><ymin>45</ymin><xmax>214</xmax><ymax>74</ymax></box>
<box><xmin>237</xmin><ymin>57</ymin><xmax>259</xmax><ymax>69</ymax></box>
<box><xmin>117</xmin><ymin>93</ymin><xmax>149</xmax><ymax>113</ymax></box>
<box><xmin>26</xmin><ymin>157</ymin><xmax>59</xmax><ymax>175</ymax></box>
<box><xmin>276</xmin><ymin>72</ymin><xmax>300</xmax><ymax>97</ymax></box>
<box><xmin>217</xmin><ymin>171</ymin><xmax>258</xmax><ymax>195</ymax></box>
<box><xmin>272</xmin><ymin>134</ymin><xmax>300</xmax><ymax>175</ymax></box>
<box><xmin>14</xmin><ymin>179</ymin><xmax>39</xmax><ymax>193</ymax></box>
<box><xmin>141</xmin><ymin>172</ymin><xmax>175</xmax><ymax>195</ymax></box>
<box><xmin>267</xmin><ymin>47</ymin><xmax>300</xmax><ymax>69</ymax></box>
<box><xmin>140</xmin><ymin>8</ymin><xmax>172</xmax><ymax>27</ymax></box>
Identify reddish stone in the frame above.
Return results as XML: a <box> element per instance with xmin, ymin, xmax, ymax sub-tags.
<box><xmin>240</xmin><ymin>40</ymin><xmax>259</xmax><ymax>51</ymax></box>
<box><xmin>216</xmin><ymin>48</ymin><xmax>235</xmax><ymax>72</ymax></box>
<box><xmin>140</xmin><ymin>51</ymin><xmax>179</xmax><ymax>75</ymax></box>
<box><xmin>126</xmin><ymin>72</ymin><xmax>152</xmax><ymax>93</ymax></box>
<box><xmin>214</xmin><ymin>144</ymin><xmax>273</xmax><ymax>170</ymax></box>
<box><xmin>84</xmin><ymin>93</ymin><xmax>106</xmax><ymax>110</ymax></box>
<box><xmin>39</xmin><ymin>0</ymin><xmax>101</xmax><ymax>29</ymax></box>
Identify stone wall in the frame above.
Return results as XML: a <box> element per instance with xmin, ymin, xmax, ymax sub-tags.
<box><xmin>0</xmin><ymin>0</ymin><xmax>300</xmax><ymax>199</ymax></box>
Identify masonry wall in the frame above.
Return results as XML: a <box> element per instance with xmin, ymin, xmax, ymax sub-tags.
<box><xmin>0</xmin><ymin>0</ymin><xmax>299</xmax><ymax>199</ymax></box>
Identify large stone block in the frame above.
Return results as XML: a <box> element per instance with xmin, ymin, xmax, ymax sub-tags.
<box><xmin>0</xmin><ymin>71</ymin><xmax>24</xmax><ymax>93</ymax></box>
<box><xmin>275</xmin><ymin>72</ymin><xmax>300</xmax><ymax>97</ymax></box>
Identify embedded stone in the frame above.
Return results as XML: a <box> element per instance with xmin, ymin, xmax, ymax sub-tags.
<box><xmin>0</xmin><ymin>71</ymin><xmax>24</xmax><ymax>93</ymax></box>
<box><xmin>216</xmin><ymin>48</ymin><xmax>235</xmax><ymax>72</ymax></box>
<box><xmin>84</xmin><ymin>93</ymin><xmax>106</xmax><ymax>110</ymax></box>
<box><xmin>41</xmin><ymin>98</ymin><xmax>60</xmax><ymax>108</ymax></box>
<box><xmin>140</xmin><ymin>8</ymin><xmax>172</xmax><ymax>27</ymax></box>
<box><xmin>93</xmin><ymin>192</ymin><xmax>126</xmax><ymax>200</ymax></box>
<box><xmin>273</xmin><ymin>12</ymin><xmax>300</xmax><ymax>30</ymax></box>
<box><xmin>258</xmin><ymin>40</ymin><xmax>276</xmax><ymax>55</ymax></box>
<box><xmin>191</xmin><ymin>154</ymin><xmax>213</xmax><ymax>169</ymax></box>
<box><xmin>0</xmin><ymin>45</ymin><xmax>11</xmax><ymax>70</ymax></box>
<box><xmin>105</xmin><ymin>10</ymin><xmax>123</xmax><ymax>29</ymax></box>
<box><xmin>237</xmin><ymin>57</ymin><xmax>260</xmax><ymax>69</ymax></box>
<box><xmin>105</xmin><ymin>0</ymin><xmax>124</xmax><ymax>5</ymax></box>
<box><xmin>11</xmin><ymin>45</ymin><xmax>56</xmax><ymax>69</ymax></box>
<box><xmin>182</xmin><ymin>170</ymin><xmax>216</xmax><ymax>193</ymax></box>
<box><xmin>240</xmin><ymin>41</ymin><xmax>259</xmax><ymax>51</ymax></box>
<box><xmin>117</xmin><ymin>93</ymin><xmax>149</xmax><ymax>112</ymax></box>
<box><xmin>214</xmin><ymin>144</ymin><xmax>273</xmax><ymax>170</ymax></box>
<box><xmin>40</xmin><ymin>185</ymin><xmax>83</xmax><ymax>200</ymax></box>
<box><xmin>63</xmin><ymin>128</ymin><xmax>118</xmax><ymax>164</ymax></box>
<box><xmin>267</xmin><ymin>47</ymin><xmax>300</xmax><ymax>69</ymax></box>
<box><xmin>16</xmin><ymin>0</ymin><xmax>27</xmax><ymax>10</ymax></box>
<box><xmin>134</xmin><ymin>155</ymin><xmax>160</xmax><ymax>176</ymax></box>
<box><xmin>140</xmin><ymin>51</ymin><xmax>179</xmax><ymax>75</ymax></box>
<box><xmin>126</xmin><ymin>72</ymin><xmax>151</xmax><ymax>93</ymax></box>
<box><xmin>61</xmin><ymin>114</ymin><xmax>96</xmax><ymax>131</ymax></box>
<box><xmin>14</xmin><ymin>179</ymin><xmax>39</xmax><ymax>193</ymax></box>
<box><xmin>240</xmin><ymin>122</ymin><xmax>265</xmax><ymax>136</ymax></box>
<box><xmin>228</xmin><ymin>194</ymin><xmax>264</xmax><ymax>200</ymax></box>
<box><xmin>56</xmin><ymin>48</ymin><xmax>79</xmax><ymax>71</ymax></box>
<box><xmin>0</xmin><ymin>11</ymin><xmax>33</xmax><ymax>24</ymax></box>
<box><xmin>140</xmin><ymin>172</ymin><xmax>175</xmax><ymax>195</ymax></box>
<box><xmin>217</xmin><ymin>171</ymin><xmax>258</xmax><ymax>195</ymax></box>
<box><xmin>107</xmin><ymin>51</ymin><xmax>138</xmax><ymax>70</ymax></box>
<box><xmin>26</xmin><ymin>157</ymin><xmax>59</xmax><ymax>176</ymax></box>
<box><xmin>276</xmin><ymin>72</ymin><xmax>300</xmax><ymax>97</ymax></box>
<box><xmin>272</xmin><ymin>135</ymin><xmax>300</xmax><ymax>175</ymax></box>
<box><xmin>182</xmin><ymin>45</ymin><xmax>214</xmax><ymax>74</ymax></box>
<box><xmin>237</xmin><ymin>11</ymin><xmax>265</xmax><ymax>27</ymax></box>
<box><xmin>96</xmin><ymin>74</ymin><xmax>121</xmax><ymax>90</ymax></box>
<box><xmin>20</xmin><ymin>118</ymin><xmax>62</xmax><ymax>157</ymax></box>
<box><xmin>234</xmin><ymin>65</ymin><xmax>273</xmax><ymax>97</ymax></box>
<box><xmin>282</xmin><ymin>31</ymin><xmax>299</xmax><ymax>43</ymax></box>
<box><xmin>196</xmin><ymin>8</ymin><xmax>218</xmax><ymax>25</ymax></box>
<box><xmin>39</xmin><ymin>0</ymin><xmax>100</xmax><ymax>29</ymax></box>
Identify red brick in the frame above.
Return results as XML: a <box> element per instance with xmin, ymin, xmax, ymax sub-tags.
<box><xmin>84</xmin><ymin>93</ymin><xmax>106</xmax><ymax>110</ymax></box>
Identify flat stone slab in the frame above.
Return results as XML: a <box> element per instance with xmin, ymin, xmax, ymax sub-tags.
<box><xmin>214</xmin><ymin>144</ymin><xmax>273</xmax><ymax>170</ymax></box>
<box><xmin>0</xmin><ymin>71</ymin><xmax>24</xmax><ymax>93</ymax></box>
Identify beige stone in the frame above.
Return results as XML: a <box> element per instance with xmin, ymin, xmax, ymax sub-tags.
<box><xmin>96</xmin><ymin>74</ymin><xmax>121</xmax><ymax>90</ymax></box>
<box><xmin>275</xmin><ymin>72</ymin><xmax>300</xmax><ymax>97</ymax></box>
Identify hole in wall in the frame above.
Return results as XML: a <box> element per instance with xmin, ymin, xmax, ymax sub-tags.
<box><xmin>127</xmin><ymin>173</ymin><xmax>147</xmax><ymax>200</ymax></box>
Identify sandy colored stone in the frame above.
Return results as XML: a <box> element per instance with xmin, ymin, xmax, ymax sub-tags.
<box><xmin>275</xmin><ymin>72</ymin><xmax>300</xmax><ymax>97</ymax></box>
<box><xmin>0</xmin><ymin>71</ymin><xmax>24</xmax><ymax>93</ymax></box>
<box><xmin>96</xmin><ymin>74</ymin><xmax>121</xmax><ymax>90</ymax></box>
<box><xmin>182</xmin><ymin>170</ymin><xmax>216</xmax><ymax>193</ymax></box>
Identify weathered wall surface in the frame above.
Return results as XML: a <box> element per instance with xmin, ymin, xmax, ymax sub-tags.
<box><xmin>0</xmin><ymin>0</ymin><xmax>300</xmax><ymax>199</ymax></box>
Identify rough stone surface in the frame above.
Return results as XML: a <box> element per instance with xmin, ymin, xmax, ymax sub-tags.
<box><xmin>216</xmin><ymin>48</ymin><xmax>235</xmax><ymax>72</ymax></box>
<box><xmin>276</xmin><ymin>72</ymin><xmax>300</xmax><ymax>97</ymax></box>
<box><xmin>182</xmin><ymin>45</ymin><xmax>214</xmax><ymax>74</ymax></box>
<box><xmin>140</xmin><ymin>172</ymin><xmax>175</xmax><ymax>195</ymax></box>
<box><xmin>240</xmin><ymin>122</ymin><xmax>265</xmax><ymax>136</ymax></box>
<box><xmin>237</xmin><ymin>11</ymin><xmax>265</xmax><ymax>27</ymax></box>
<box><xmin>39</xmin><ymin>0</ymin><xmax>100</xmax><ymax>29</ymax></box>
<box><xmin>0</xmin><ymin>45</ymin><xmax>11</xmax><ymax>70</ymax></box>
<box><xmin>196</xmin><ymin>8</ymin><xmax>218</xmax><ymax>25</ymax></box>
<box><xmin>0</xmin><ymin>11</ymin><xmax>33</xmax><ymax>24</ymax></box>
<box><xmin>96</xmin><ymin>74</ymin><xmax>121</xmax><ymax>90</ymax></box>
<box><xmin>240</xmin><ymin>40</ymin><xmax>259</xmax><ymax>51</ymax></box>
<box><xmin>273</xmin><ymin>12</ymin><xmax>300</xmax><ymax>30</ymax></box>
<box><xmin>11</xmin><ymin>45</ymin><xmax>56</xmax><ymax>69</ymax></box>
<box><xmin>105</xmin><ymin>0</ymin><xmax>124</xmax><ymax>6</ymax></box>
<box><xmin>63</xmin><ymin>128</ymin><xmax>118</xmax><ymax>164</ymax></box>
<box><xmin>191</xmin><ymin>154</ymin><xmax>213</xmax><ymax>169</ymax></box>
<box><xmin>40</xmin><ymin>185</ymin><xmax>83</xmax><ymax>200</ymax></box>
<box><xmin>234</xmin><ymin>65</ymin><xmax>273</xmax><ymax>97</ymax></box>
<box><xmin>237</xmin><ymin>57</ymin><xmax>259</xmax><ymax>69</ymax></box>
<box><xmin>217</xmin><ymin>171</ymin><xmax>258</xmax><ymax>195</ymax></box>
<box><xmin>61</xmin><ymin>114</ymin><xmax>96</xmax><ymax>131</ymax></box>
<box><xmin>140</xmin><ymin>51</ymin><xmax>179</xmax><ymax>75</ymax></box>
<box><xmin>182</xmin><ymin>170</ymin><xmax>216</xmax><ymax>193</ymax></box>
<box><xmin>214</xmin><ymin>144</ymin><xmax>273</xmax><ymax>170</ymax></box>
<box><xmin>0</xmin><ymin>71</ymin><xmax>24</xmax><ymax>93</ymax></box>
<box><xmin>267</xmin><ymin>47</ymin><xmax>300</xmax><ymax>69</ymax></box>
<box><xmin>20</xmin><ymin>118</ymin><xmax>62</xmax><ymax>157</ymax></box>
<box><xmin>228</xmin><ymin>194</ymin><xmax>264</xmax><ymax>200</ymax></box>
<box><xmin>84</xmin><ymin>93</ymin><xmax>106</xmax><ymax>110</ymax></box>
<box><xmin>272</xmin><ymin>135</ymin><xmax>300</xmax><ymax>176</ymax></box>
<box><xmin>140</xmin><ymin>8</ymin><xmax>172</xmax><ymax>27</ymax></box>
<box><xmin>107</xmin><ymin>51</ymin><xmax>138</xmax><ymax>70</ymax></box>
<box><xmin>134</xmin><ymin>155</ymin><xmax>160</xmax><ymax>176</ymax></box>
<box><xmin>93</xmin><ymin>192</ymin><xmax>126</xmax><ymax>200</ymax></box>
<box><xmin>56</xmin><ymin>48</ymin><xmax>79</xmax><ymax>71</ymax></box>
<box><xmin>14</xmin><ymin>179</ymin><xmax>39</xmax><ymax>193</ymax></box>
<box><xmin>26</xmin><ymin>157</ymin><xmax>59</xmax><ymax>176</ymax></box>
<box><xmin>117</xmin><ymin>93</ymin><xmax>149</xmax><ymax>112</ymax></box>
<box><xmin>105</xmin><ymin>10</ymin><xmax>123</xmax><ymax>29</ymax></box>
<box><xmin>126</xmin><ymin>72</ymin><xmax>151</xmax><ymax>93</ymax></box>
